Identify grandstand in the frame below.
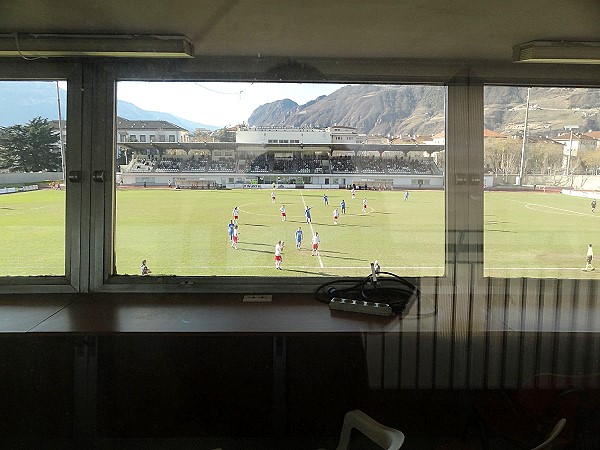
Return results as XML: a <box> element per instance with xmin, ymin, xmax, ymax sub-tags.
<box><xmin>118</xmin><ymin>126</ymin><xmax>444</xmax><ymax>189</ymax></box>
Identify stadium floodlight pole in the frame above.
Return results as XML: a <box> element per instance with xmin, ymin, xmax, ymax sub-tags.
<box><xmin>564</xmin><ymin>125</ymin><xmax>579</xmax><ymax>184</ymax></box>
<box><xmin>55</xmin><ymin>81</ymin><xmax>66</xmax><ymax>182</ymax></box>
<box><xmin>518</xmin><ymin>87</ymin><xmax>531</xmax><ymax>186</ymax></box>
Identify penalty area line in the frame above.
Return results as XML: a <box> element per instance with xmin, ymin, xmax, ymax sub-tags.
<box><xmin>149</xmin><ymin>265</ymin><xmax>444</xmax><ymax>270</ymax></box>
<box><xmin>506</xmin><ymin>198</ymin><xmax>595</xmax><ymax>217</ymax></box>
<box><xmin>487</xmin><ymin>267</ymin><xmax>594</xmax><ymax>271</ymax></box>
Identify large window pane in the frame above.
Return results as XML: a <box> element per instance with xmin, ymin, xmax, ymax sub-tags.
<box><xmin>484</xmin><ymin>86</ymin><xmax>600</xmax><ymax>278</ymax></box>
<box><xmin>0</xmin><ymin>81</ymin><xmax>67</xmax><ymax>276</ymax></box>
<box><xmin>115</xmin><ymin>82</ymin><xmax>446</xmax><ymax>277</ymax></box>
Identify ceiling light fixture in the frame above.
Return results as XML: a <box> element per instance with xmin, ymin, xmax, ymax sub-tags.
<box><xmin>513</xmin><ymin>41</ymin><xmax>600</xmax><ymax>64</ymax></box>
<box><xmin>0</xmin><ymin>33</ymin><xmax>194</xmax><ymax>58</ymax></box>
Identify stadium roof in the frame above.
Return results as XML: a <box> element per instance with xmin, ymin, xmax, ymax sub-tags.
<box><xmin>117</xmin><ymin>117</ymin><xmax>188</xmax><ymax>132</ymax></box>
<box><xmin>118</xmin><ymin>142</ymin><xmax>444</xmax><ymax>153</ymax></box>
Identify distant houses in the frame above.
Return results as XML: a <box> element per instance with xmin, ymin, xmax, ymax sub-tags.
<box><xmin>51</xmin><ymin>117</ymin><xmax>191</xmax><ymax>145</ymax></box>
<box><xmin>116</xmin><ymin>117</ymin><xmax>190</xmax><ymax>144</ymax></box>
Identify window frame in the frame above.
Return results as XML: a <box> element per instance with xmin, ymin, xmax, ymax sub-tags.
<box><xmin>1</xmin><ymin>58</ymin><xmax>598</xmax><ymax>294</ymax></box>
<box><xmin>92</xmin><ymin>58</ymin><xmax>459</xmax><ymax>293</ymax></box>
<box><xmin>481</xmin><ymin>83</ymin><xmax>600</xmax><ymax>280</ymax></box>
<box><xmin>0</xmin><ymin>60</ymin><xmax>84</xmax><ymax>293</ymax></box>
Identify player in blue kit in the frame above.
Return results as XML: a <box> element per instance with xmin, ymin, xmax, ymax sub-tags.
<box><xmin>305</xmin><ymin>205</ymin><xmax>314</xmax><ymax>223</ymax></box>
<box><xmin>295</xmin><ymin>226</ymin><xmax>303</xmax><ymax>249</ymax></box>
<box><xmin>228</xmin><ymin>220</ymin><xmax>235</xmax><ymax>242</ymax></box>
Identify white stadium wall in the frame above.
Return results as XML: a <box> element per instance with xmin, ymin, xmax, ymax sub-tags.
<box><xmin>0</xmin><ymin>172</ymin><xmax>63</xmax><ymax>185</ymax></box>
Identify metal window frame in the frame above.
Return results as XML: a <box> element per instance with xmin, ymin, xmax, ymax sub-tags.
<box><xmin>0</xmin><ymin>60</ymin><xmax>85</xmax><ymax>293</ymax></box>
<box><xmin>90</xmin><ymin>58</ymin><xmax>460</xmax><ymax>293</ymax></box>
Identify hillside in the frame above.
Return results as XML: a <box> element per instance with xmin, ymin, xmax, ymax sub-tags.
<box><xmin>248</xmin><ymin>85</ymin><xmax>600</xmax><ymax>137</ymax></box>
<box><xmin>0</xmin><ymin>81</ymin><xmax>215</xmax><ymax>131</ymax></box>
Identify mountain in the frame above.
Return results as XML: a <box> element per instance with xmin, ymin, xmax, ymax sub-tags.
<box><xmin>483</xmin><ymin>86</ymin><xmax>600</xmax><ymax>135</ymax></box>
<box><xmin>248</xmin><ymin>85</ymin><xmax>600</xmax><ymax>137</ymax></box>
<box><xmin>249</xmin><ymin>85</ymin><xmax>446</xmax><ymax>136</ymax></box>
<box><xmin>116</xmin><ymin>102</ymin><xmax>217</xmax><ymax>132</ymax></box>
<box><xmin>0</xmin><ymin>81</ymin><xmax>217</xmax><ymax>131</ymax></box>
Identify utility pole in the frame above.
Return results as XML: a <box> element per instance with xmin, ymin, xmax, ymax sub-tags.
<box><xmin>518</xmin><ymin>87</ymin><xmax>531</xmax><ymax>186</ymax></box>
<box><xmin>55</xmin><ymin>81</ymin><xmax>66</xmax><ymax>181</ymax></box>
<box><xmin>564</xmin><ymin>125</ymin><xmax>579</xmax><ymax>185</ymax></box>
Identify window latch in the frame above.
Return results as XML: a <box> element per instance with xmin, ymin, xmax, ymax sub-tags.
<box><xmin>68</xmin><ymin>171</ymin><xmax>81</xmax><ymax>183</ymax></box>
<box><xmin>92</xmin><ymin>170</ymin><xmax>105</xmax><ymax>183</ymax></box>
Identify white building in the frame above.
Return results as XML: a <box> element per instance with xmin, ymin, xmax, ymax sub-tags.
<box><xmin>116</xmin><ymin>117</ymin><xmax>190</xmax><ymax>144</ymax></box>
<box><xmin>236</xmin><ymin>125</ymin><xmax>358</xmax><ymax>145</ymax></box>
<box><xmin>52</xmin><ymin>117</ymin><xmax>190</xmax><ymax>146</ymax></box>
<box><xmin>329</xmin><ymin>125</ymin><xmax>358</xmax><ymax>143</ymax></box>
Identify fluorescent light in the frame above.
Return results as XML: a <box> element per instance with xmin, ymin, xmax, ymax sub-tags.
<box><xmin>0</xmin><ymin>34</ymin><xmax>194</xmax><ymax>58</ymax></box>
<box><xmin>513</xmin><ymin>41</ymin><xmax>600</xmax><ymax>64</ymax></box>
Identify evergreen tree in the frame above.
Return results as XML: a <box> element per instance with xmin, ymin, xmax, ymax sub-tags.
<box><xmin>0</xmin><ymin>117</ymin><xmax>61</xmax><ymax>172</ymax></box>
<box><xmin>211</xmin><ymin>126</ymin><xmax>236</xmax><ymax>142</ymax></box>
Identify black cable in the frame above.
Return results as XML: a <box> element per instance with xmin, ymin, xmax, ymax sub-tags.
<box><xmin>314</xmin><ymin>269</ymin><xmax>430</xmax><ymax>316</ymax></box>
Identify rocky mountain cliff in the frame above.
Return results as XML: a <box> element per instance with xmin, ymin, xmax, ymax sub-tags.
<box><xmin>248</xmin><ymin>85</ymin><xmax>600</xmax><ymax>137</ymax></box>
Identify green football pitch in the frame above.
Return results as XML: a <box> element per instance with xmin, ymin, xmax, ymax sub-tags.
<box><xmin>1</xmin><ymin>187</ymin><xmax>599</xmax><ymax>279</ymax></box>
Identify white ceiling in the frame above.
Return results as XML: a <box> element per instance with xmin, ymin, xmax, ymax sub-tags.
<box><xmin>1</xmin><ymin>0</ymin><xmax>599</xmax><ymax>62</ymax></box>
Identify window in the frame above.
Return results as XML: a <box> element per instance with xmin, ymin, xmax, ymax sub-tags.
<box><xmin>169</xmin><ymin>134</ymin><xmax>175</xmax><ymax>142</ymax></box>
<box><xmin>0</xmin><ymin>80</ymin><xmax>67</xmax><ymax>277</ymax></box>
<box><xmin>113</xmin><ymin>82</ymin><xmax>446</xmax><ymax>280</ymax></box>
<box><xmin>483</xmin><ymin>86</ymin><xmax>600</xmax><ymax>279</ymax></box>
<box><xmin>0</xmin><ymin>62</ymin><xmax>83</xmax><ymax>293</ymax></box>
<box><xmin>2</xmin><ymin>59</ymin><xmax>599</xmax><ymax>297</ymax></box>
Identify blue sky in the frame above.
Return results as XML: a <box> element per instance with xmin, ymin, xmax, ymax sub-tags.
<box><xmin>116</xmin><ymin>82</ymin><xmax>347</xmax><ymax>128</ymax></box>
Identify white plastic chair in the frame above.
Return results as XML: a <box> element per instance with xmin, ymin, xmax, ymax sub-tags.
<box><xmin>530</xmin><ymin>418</ymin><xmax>566</xmax><ymax>450</ymax></box>
<box><xmin>336</xmin><ymin>409</ymin><xmax>405</xmax><ymax>450</ymax></box>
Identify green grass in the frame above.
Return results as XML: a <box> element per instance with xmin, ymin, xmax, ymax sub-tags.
<box><xmin>114</xmin><ymin>188</ymin><xmax>445</xmax><ymax>277</ymax></box>
<box><xmin>3</xmin><ymin>187</ymin><xmax>600</xmax><ymax>279</ymax></box>
<box><xmin>484</xmin><ymin>191</ymin><xmax>600</xmax><ymax>278</ymax></box>
<box><xmin>0</xmin><ymin>189</ymin><xmax>65</xmax><ymax>276</ymax></box>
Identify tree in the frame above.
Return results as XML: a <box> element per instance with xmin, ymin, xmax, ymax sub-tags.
<box><xmin>527</xmin><ymin>142</ymin><xmax>563</xmax><ymax>174</ymax></box>
<box><xmin>211</xmin><ymin>126</ymin><xmax>236</xmax><ymax>142</ymax></box>
<box><xmin>191</xmin><ymin>128</ymin><xmax>213</xmax><ymax>142</ymax></box>
<box><xmin>0</xmin><ymin>117</ymin><xmax>62</xmax><ymax>172</ymax></box>
<box><xmin>583</xmin><ymin>117</ymin><xmax>599</xmax><ymax>132</ymax></box>
<box><xmin>580</xmin><ymin>149</ymin><xmax>600</xmax><ymax>173</ymax></box>
<box><xmin>484</xmin><ymin>139</ymin><xmax>521</xmax><ymax>178</ymax></box>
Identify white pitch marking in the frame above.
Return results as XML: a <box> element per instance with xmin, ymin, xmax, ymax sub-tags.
<box><xmin>506</xmin><ymin>198</ymin><xmax>597</xmax><ymax>217</ymax></box>
<box><xmin>300</xmin><ymin>191</ymin><xmax>324</xmax><ymax>268</ymax></box>
<box><xmin>487</xmin><ymin>267</ymin><xmax>591</xmax><ymax>271</ymax></box>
